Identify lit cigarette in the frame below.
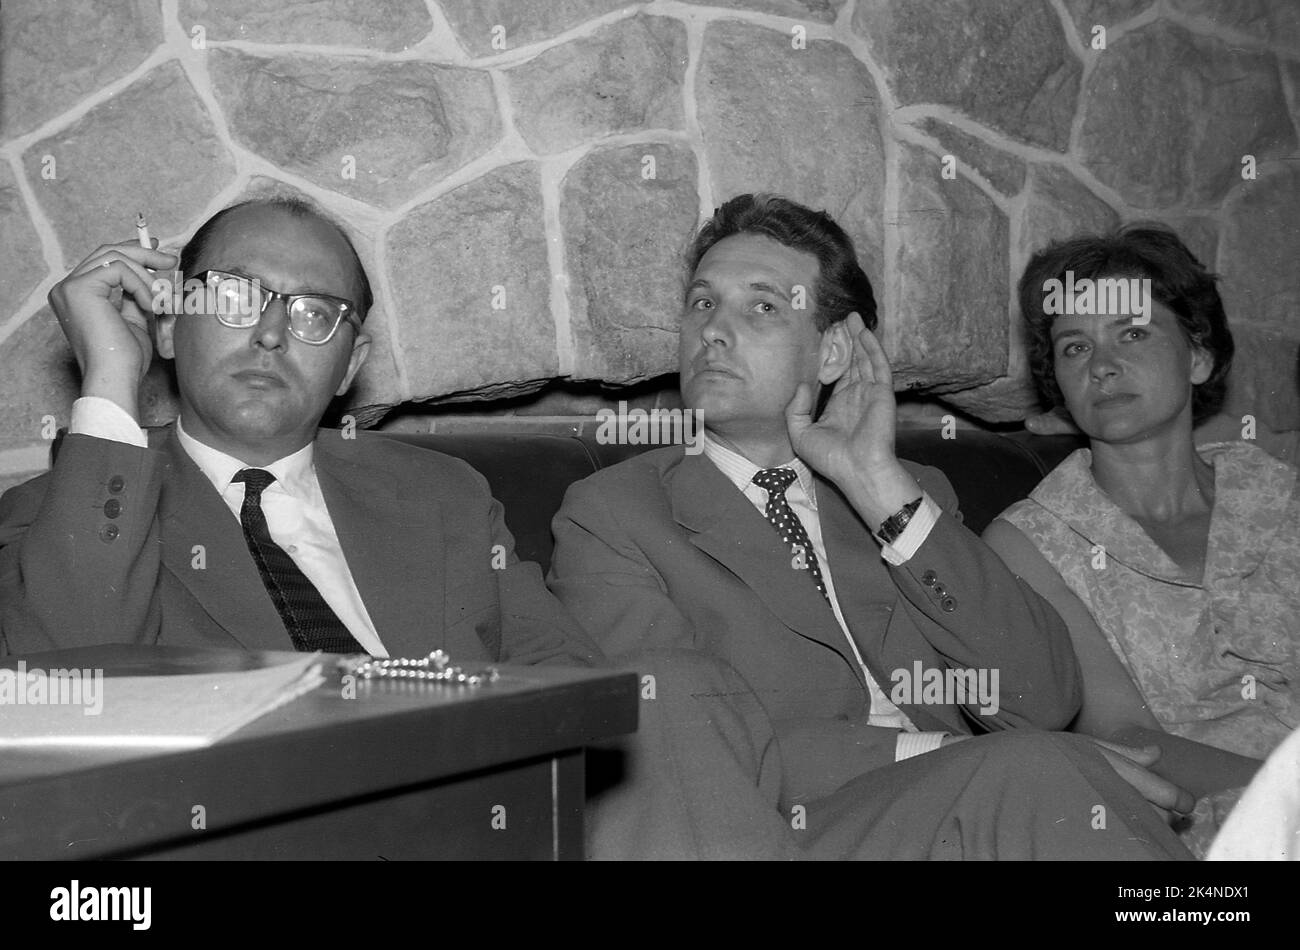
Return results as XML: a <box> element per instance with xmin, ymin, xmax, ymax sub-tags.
<box><xmin>136</xmin><ymin>212</ymin><xmax>151</xmax><ymax>248</ymax></box>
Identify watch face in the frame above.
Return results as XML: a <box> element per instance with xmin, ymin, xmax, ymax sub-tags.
<box><xmin>879</xmin><ymin>498</ymin><xmax>922</xmax><ymax>544</ymax></box>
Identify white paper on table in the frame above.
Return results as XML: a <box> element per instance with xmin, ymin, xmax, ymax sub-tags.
<box><xmin>0</xmin><ymin>652</ymin><xmax>325</xmax><ymax>749</ymax></box>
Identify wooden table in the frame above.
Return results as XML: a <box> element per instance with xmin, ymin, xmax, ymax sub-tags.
<box><xmin>0</xmin><ymin>646</ymin><xmax>638</xmax><ymax>860</ymax></box>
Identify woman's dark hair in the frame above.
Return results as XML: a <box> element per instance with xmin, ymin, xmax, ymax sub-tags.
<box><xmin>1019</xmin><ymin>222</ymin><xmax>1233</xmax><ymax>424</ymax></box>
<box><xmin>686</xmin><ymin>193</ymin><xmax>877</xmax><ymax>332</ymax></box>
<box><xmin>178</xmin><ymin>194</ymin><xmax>373</xmax><ymax>319</ymax></box>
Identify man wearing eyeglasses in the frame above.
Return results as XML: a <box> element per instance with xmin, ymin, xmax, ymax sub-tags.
<box><xmin>0</xmin><ymin>196</ymin><xmax>600</xmax><ymax>668</ymax></box>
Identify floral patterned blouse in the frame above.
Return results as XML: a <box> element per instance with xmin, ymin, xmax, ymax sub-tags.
<box><xmin>998</xmin><ymin>441</ymin><xmax>1300</xmax><ymax>760</ymax></box>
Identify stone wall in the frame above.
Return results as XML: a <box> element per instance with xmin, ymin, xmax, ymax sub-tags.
<box><xmin>3</xmin><ymin>0</ymin><xmax>1299</xmax><ymax>490</ymax></box>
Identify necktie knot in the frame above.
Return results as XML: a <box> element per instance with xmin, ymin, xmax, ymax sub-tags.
<box><xmin>752</xmin><ymin>467</ymin><xmax>798</xmax><ymax>495</ymax></box>
<box><xmin>233</xmin><ymin>468</ymin><xmax>276</xmax><ymax>503</ymax></box>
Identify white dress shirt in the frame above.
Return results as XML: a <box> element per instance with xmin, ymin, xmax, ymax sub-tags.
<box><xmin>70</xmin><ymin>396</ymin><xmax>388</xmax><ymax>656</ymax></box>
<box><xmin>700</xmin><ymin>431</ymin><xmax>947</xmax><ymax>761</ymax></box>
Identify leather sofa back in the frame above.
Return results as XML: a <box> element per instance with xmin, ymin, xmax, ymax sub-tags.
<box><xmin>379</xmin><ymin>428</ymin><xmax>1084</xmax><ymax>573</ymax></box>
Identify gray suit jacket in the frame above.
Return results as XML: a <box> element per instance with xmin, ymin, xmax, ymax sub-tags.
<box><xmin>0</xmin><ymin>426</ymin><xmax>600</xmax><ymax>667</ymax></box>
<box><xmin>549</xmin><ymin>446</ymin><xmax>1081</xmax><ymax>801</ymax></box>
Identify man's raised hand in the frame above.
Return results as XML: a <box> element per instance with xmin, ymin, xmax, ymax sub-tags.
<box><xmin>48</xmin><ymin>241</ymin><xmax>177</xmax><ymax>421</ymax></box>
<box><xmin>785</xmin><ymin>311</ymin><xmax>921</xmax><ymax>531</ymax></box>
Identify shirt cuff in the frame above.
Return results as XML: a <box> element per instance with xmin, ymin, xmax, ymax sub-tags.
<box><xmin>894</xmin><ymin>730</ymin><xmax>948</xmax><ymax>762</ymax></box>
<box><xmin>70</xmin><ymin>396</ymin><xmax>148</xmax><ymax>447</ymax></box>
<box><xmin>880</xmin><ymin>494</ymin><xmax>941</xmax><ymax>566</ymax></box>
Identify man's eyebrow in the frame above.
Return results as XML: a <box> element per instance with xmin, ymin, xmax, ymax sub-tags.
<box><xmin>683</xmin><ymin>277</ymin><xmax>794</xmax><ymax>301</ymax></box>
<box><xmin>748</xmin><ymin>281</ymin><xmax>791</xmax><ymax>300</ymax></box>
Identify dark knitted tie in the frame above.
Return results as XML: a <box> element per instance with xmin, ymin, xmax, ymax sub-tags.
<box><xmin>232</xmin><ymin>468</ymin><xmax>365</xmax><ymax>654</ymax></box>
<box><xmin>752</xmin><ymin>467</ymin><xmax>828</xmax><ymax>601</ymax></box>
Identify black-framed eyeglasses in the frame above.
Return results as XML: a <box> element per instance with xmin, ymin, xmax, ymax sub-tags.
<box><xmin>194</xmin><ymin>270</ymin><xmax>362</xmax><ymax>345</ymax></box>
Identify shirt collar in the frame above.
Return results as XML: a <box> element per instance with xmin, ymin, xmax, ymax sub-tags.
<box><xmin>700</xmin><ymin>430</ymin><xmax>818</xmax><ymax>508</ymax></box>
<box><xmin>1027</xmin><ymin>441</ymin><xmax>1294</xmax><ymax>584</ymax></box>
<box><xmin>175</xmin><ymin>415</ymin><xmax>316</xmax><ymax>498</ymax></box>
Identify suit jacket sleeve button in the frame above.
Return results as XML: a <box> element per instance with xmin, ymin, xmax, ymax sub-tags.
<box><xmin>107</xmin><ymin>475</ymin><xmax>125</xmax><ymax>494</ymax></box>
<box><xmin>98</xmin><ymin>524</ymin><xmax>120</xmax><ymax>543</ymax></box>
<box><xmin>103</xmin><ymin>498</ymin><xmax>122</xmax><ymax>519</ymax></box>
<box><xmin>940</xmin><ymin>596</ymin><xmax>957</xmax><ymax>612</ymax></box>
<box><xmin>921</xmin><ymin>569</ymin><xmax>938</xmax><ymax>586</ymax></box>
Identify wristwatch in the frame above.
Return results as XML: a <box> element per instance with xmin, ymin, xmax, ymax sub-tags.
<box><xmin>875</xmin><ymin>496</ymin><xmax>924</xmax><ymax>545</ymax></box>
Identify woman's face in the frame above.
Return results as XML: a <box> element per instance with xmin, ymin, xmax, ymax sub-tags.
<box><xmin>1050</xmin><ymin>296</ymin><xmax>1213</xmax><ymax>444</ymax></box>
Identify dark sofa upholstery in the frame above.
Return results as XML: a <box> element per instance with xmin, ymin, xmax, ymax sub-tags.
<box><xmin>380</xmin><ymin>426</ymin><xmax>1085</xmax><ymax>573</ymax></box>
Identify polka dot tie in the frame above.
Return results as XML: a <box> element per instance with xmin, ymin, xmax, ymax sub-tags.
<box><xmin>752</xmin><ymin>467</ymin><xmax>828</xmax><ymax>601</ymax></box>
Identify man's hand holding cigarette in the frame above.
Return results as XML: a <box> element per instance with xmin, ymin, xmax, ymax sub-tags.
<box><xmin>46</xmin><ymin>219</ymin><xmax>176</xmax><ymax>424</ymax></box>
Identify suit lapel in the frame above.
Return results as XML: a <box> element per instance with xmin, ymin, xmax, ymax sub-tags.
<box><xmin>157</xmin><ymin>427</ymin><xmax>445</xmax><ymax>659</ymax></box>
<box><xmin>668</xmin><ymin>452</ymin><xmax>855</xmax><ymax>675</ymax></box>
<box><xmin>313</xmin><ymin>435</ymin><xmax>446</xmax><ymax>659</ymax></box>
<box><xmin>156</xmin><ymin>428</ymin><xmax>290</xmax><ymax>650</ymax></box>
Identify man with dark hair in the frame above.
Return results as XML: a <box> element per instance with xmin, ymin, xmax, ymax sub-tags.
<box><xmin>0</xmin><ymin>196</ymin><xmax>599</xmax><ymax>667</ymax></box>
<box><xmin>684</xmin><ymin>193</ymin><xmax>878</xmax><ymax>333</ymax></box>
<box><xmin>548</xmin><ymin>193</ymin><xmax>1192</xmax><ymax>858</ymax></box>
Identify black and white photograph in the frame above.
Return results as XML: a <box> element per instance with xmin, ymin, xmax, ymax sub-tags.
<box><xmin>0</xmin><ymin>0</ymin><xmax>1294</xmax><ymax>930</ymax></box>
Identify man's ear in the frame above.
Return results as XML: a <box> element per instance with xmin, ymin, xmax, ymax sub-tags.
<box><xmin>1190</xmin><ymin>344</ymin><xmax>1214</xmax><ymax>386</ymax></box>
<box><xmin>155</xmin><ymin>312</ymin><xmax>177</xmax><ymax>360</ymax></box>
<box><xmin>816</xmin><ymin>319</ymin><xmax>852</xmax><ymax>386</ymax></box>
<box><xmin>335</xmin><ymin>331</ymin><xmax>371</xmax><ymax>397</ymax></box>
<box><xmin>154</xmin><ymin>270</ymin><xmax>184</xmax><ymax>359</ymax></box>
